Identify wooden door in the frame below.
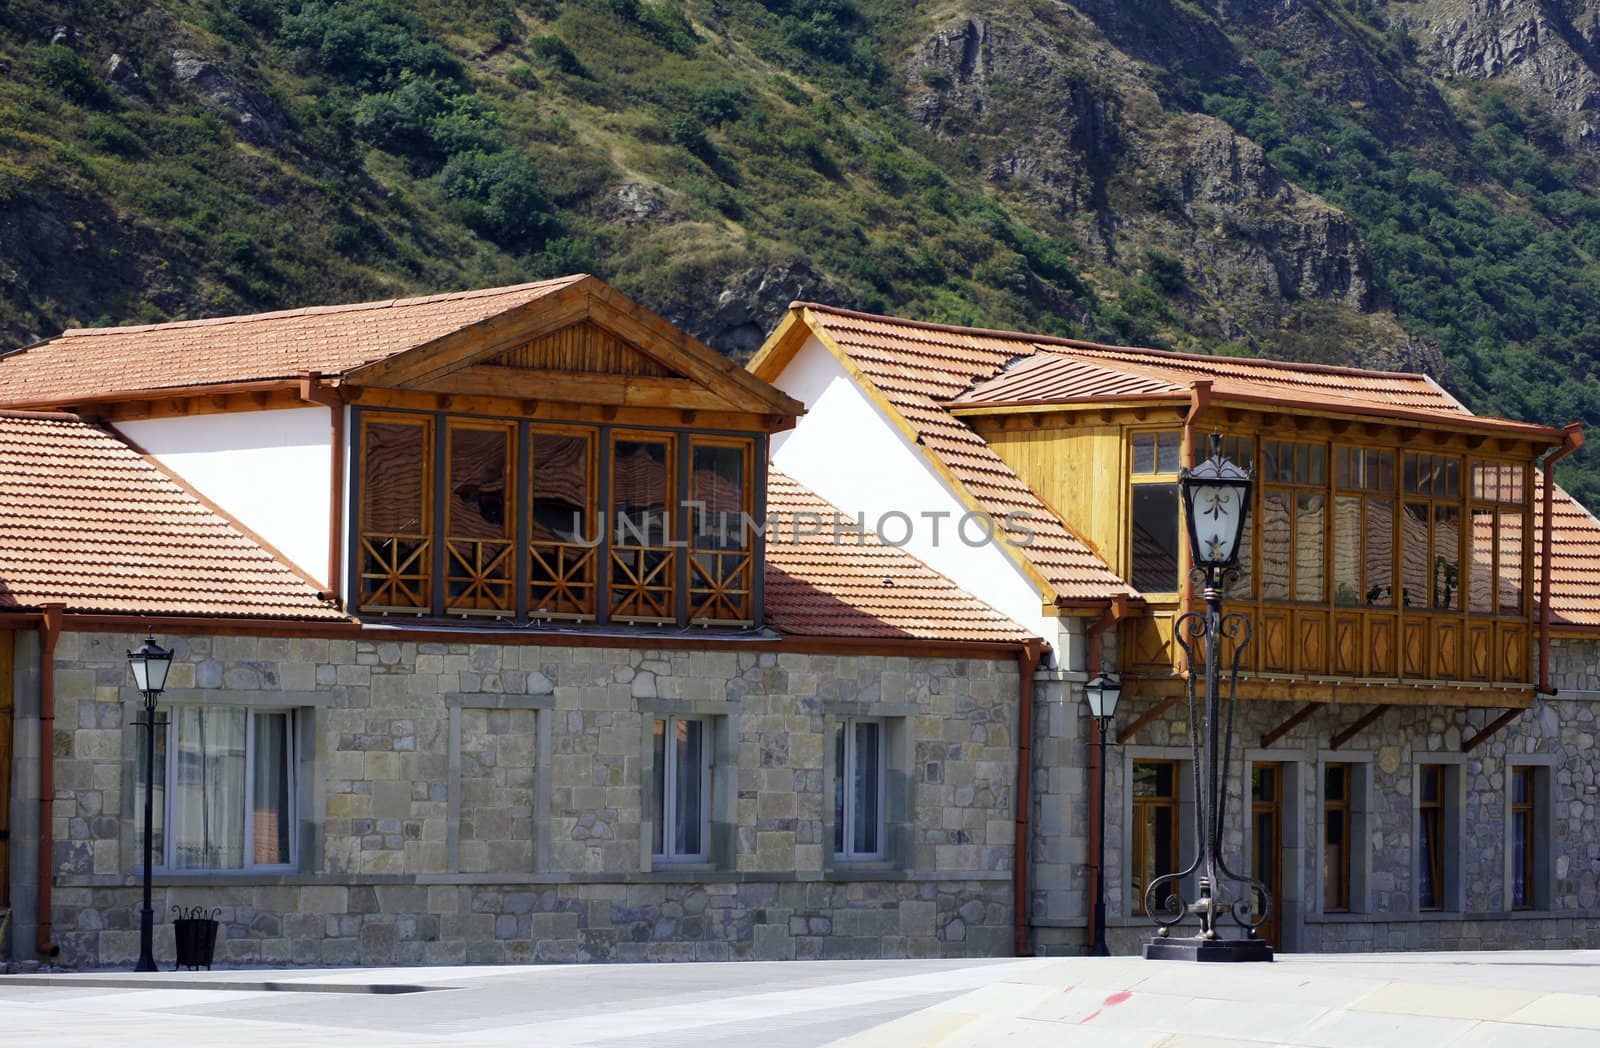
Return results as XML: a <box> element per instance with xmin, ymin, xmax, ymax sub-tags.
<box><xmin>1250</xmin><ymin>762</ymin><xmax>1283</xmax><ymax>950</ymax></box>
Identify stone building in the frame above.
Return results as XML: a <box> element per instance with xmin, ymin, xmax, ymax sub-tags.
<box><xmin>0</xmin><ymin>280</ymin><xmax>1038</xmax><ymax>967</ymax></box>
<box><xmin>5</xmin><ymin>278</ymin><xmax>1600</xmax><ymax>968</ymax></box>
<box><xmin>753</xmin><ymin>303</ymin><xmax>1600</xmax><ymax>955</ymax></box>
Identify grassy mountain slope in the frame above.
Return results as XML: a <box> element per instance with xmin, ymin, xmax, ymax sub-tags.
<box><xmin>3</xmin><ymin>1</ymin><xmax>1600</xmax><ymax>503</ymax></box>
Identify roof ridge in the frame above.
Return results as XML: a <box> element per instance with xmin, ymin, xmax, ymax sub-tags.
<box><xmin>56</xmin><ymin>275</ymin><xmax>589</xmax><ymax>340</ymax></box>
<box><xmin>0</xmin><ymin>408</ymin><xmax>83</xmax><ymax>421</ymax></box>
<box><xmin>793</xmin><ymin>301</ymin><xmax>1447</xmax><ymax>386</ymax></box>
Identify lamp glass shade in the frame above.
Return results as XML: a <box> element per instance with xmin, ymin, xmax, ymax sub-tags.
<box><xmin>1084</xmin><ymin>674</ymin><xmax>1122</xmax><ymax>721</ymax></box>
<box><xmin>127</xmin><ymin>636</ymin><xmax>173</xmax><ymax>696</ymax></box>
<box><xmin>1180</xmin><ymin>435</ymin><xmax>1253</xmax><ymax>572</ymax></box>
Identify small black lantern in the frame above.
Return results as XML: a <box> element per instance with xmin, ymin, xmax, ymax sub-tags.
<box><xmin>1083</xmin><ymin>673</ymin><xmax>1121</xmax><ymax>956</ymax></box>
<box><xmin>1084</xmin><ymin>674</ymin><xmax>1123</xmax><ymax>722</ymax></box>
<box><xmin>127</xmin><ymin>634</ymin><xmax>172</xmax><ymax>973</ymax></box>
<box><xmin>1179</xmin><ymin>434</ymin><xmax>1253</xmax><ymax>578</ymax></box>
<box><xmin>128</xmin><ymin>635</ymin><xmax>173</xmax><ymax>698</ymax></box>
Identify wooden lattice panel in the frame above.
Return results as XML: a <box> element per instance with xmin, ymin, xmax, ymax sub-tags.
<box><xmin>610</xmin><ymin>546</ymin><xmax>677</xmax><ymax>622</ymax></box>
<box><xmin>689</xmin><ymin>551</ymin><xmax>753</xmax><ymax>625</ymax></box>
<box><xmin>360</xmin><ymin>535</ymin><xmax>432</xmax><ymax>611</ymax></box>
<box><xmin>529</xmin><ymin>542</ymin><xmax>598</xmax><ymax>619</ymax></box>
<box><xmin>492</xmin><ymin>320</ymin><xmax>672</xmax><ymax>377</ymax></box>
<box><xmin>445</xmin><ymin>539</ymin><xmax>515</xmax><ymax>615</ymax></box>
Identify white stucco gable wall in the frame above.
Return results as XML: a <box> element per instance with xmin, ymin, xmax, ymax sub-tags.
<box><xmin>769</xmin><ymin>334</ymin><xmax>1056</xmax><ymax>643</ymax></box>
<box><xmin>117</xmin><ymin>407</ymin><xmax>333</xmax><ymax>584</ymax></box>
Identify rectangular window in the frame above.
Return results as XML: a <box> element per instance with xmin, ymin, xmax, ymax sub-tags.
<box><xmin>1295</xmin><ymin>493</ymin><xmax>1326</xmax><ymax>601</ymax></box>
<box><xmin>1469</xmin><ymin>507</ymin><xmax>1495</xmax><ymax>614</ymax></box>
<box><xmin>1432</xmin><ymin>505</ymin><xmax>1461</xmax><ymax>611</ymax></box>
<box><xmin>611</xmin><ymin>433</ymin><xmax>676</xmax><ymax>622</ymax></box>
<box><xmin>139</xmin><ymin>706</ymin><xmax>296</xmax><ymax>871</ymax></box>
<box><xmin>445</xmin><ymin>421</ymin><xmax>515</xmax><ymax>615</ymax></box>
<box><xmin>1402</xmin><ymin>502</ymin><xmax>1430</xmax><ymax>609</ymax></box>
<box><xmin>1418</xmin><ymin>763</ymin><xmax>1445</xmax><ymax>910</ymax></box>
<box><xmin>1130</xmin><ymin>760</ymin><xmax>1179</xmax><ymax>916</ymax></box>
<box><xmin>529</xmin><ymin>428</ymin><xmax>597</xmax><ymax>619</ymax></box>
<box><xmin>1498</xmin><ymin>510</ymin><xmax>1524</xmax><ymax>616</ymax></box>
<box><xmin>1324</xmin><ymin>763</ymin><xmax>1352</xmax><ymax>912</ymax></box>
<box><xmin>1129</xmin><ymin>431</ymin><xmax>1182</xmax><ymax>595</ymax></box>
<box><xmin>689</xmin><ymin>439</ymin><xmax>754</xmax><ymax>624</ymax></box>
<box><xmin>359</xmin><ymin>415</ymin><xmax>433</xmax><ymax>612</ymax></box>
<box><xmin>1261</xmin><ymin>440</ymin><xmax>1327</xmax><ymax>603</ymax></box>
<box><xmin>652</xmin><ymin>717</ymin><xmax>709</xmax><ymax>862</ymax></box>
<box><xmin>1511</xmin><ymin>766</ymin><xmax>1537</xmax><ymax>909</ymax></box>
<box><xmin>834</xmin><ymin>719</ymin><xmax>885</xmax><ymax>860</ymax></box>
<box><xmin>1130</xmin><ymin>483</ymin><xmax>1181</xmax><ymax>593</ymax></box>
<box><xmin>1132</xmin><ymin>431</ymin><xmax>1182</xmax><ymax>475</ymax></box>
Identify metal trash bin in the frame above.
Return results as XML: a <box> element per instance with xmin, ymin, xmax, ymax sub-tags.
<box><xmin>172</xmin><ymin>906</ymin><xmax>222</xmax><ymax>971</ymax></box>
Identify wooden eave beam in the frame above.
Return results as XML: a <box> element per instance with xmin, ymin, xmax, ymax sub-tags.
<box><xmin>1117</xmin><ymin>693</ymin><xmax>1183</xmax><ymax>744</ymax></box>
<box><xmin>425</xmin><ymin>365</ymin><xmax>739</xmax><ymax>412</ymax></box>
<box><xmin>1462</xmin><ymin>708</ymin><xmax>1523</xmax><ymax>753</ymax></box>
<box><xmin>1330</xmin><ymin>704</ymin><xmax>1391</xmax><ymax>750</ymax></box>
<box><xmin>1261</xmin><ymin>701</ymin><xmax>1321</xmax><ymax>748</ymax></box>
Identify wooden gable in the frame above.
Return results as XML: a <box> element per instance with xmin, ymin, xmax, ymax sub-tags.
<box><xmin>342</xmin><ymin>277</ymin><xmax>802</xmax><ymax>425</ymax></box>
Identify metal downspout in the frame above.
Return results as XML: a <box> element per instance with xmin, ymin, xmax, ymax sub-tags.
<box><xmin>35</xmin><ymin>602</ymin><xmax>63</xmax><ymax>958</ymax></box>
<box><xmin>1539</xmin><ymin>423</ymin><xmax>1585</xmax><ymax>695</ymax></box>
<box><xmin>1012</xmin><ymin>639</ymin><xmax>1046</xmax><ymax>956</ymax></box>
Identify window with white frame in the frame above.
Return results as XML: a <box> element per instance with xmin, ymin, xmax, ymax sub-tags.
<box><xmin>834</xmin><ymin>719</ymin><xmax>885</xmax><ymax>860</ymax></box>
<box><xmin>652</xmin><ymin>716</ymin><xmax>710</xmax><ymax>861</ymax></box>
<box><xmin>138</xmin><ymin>706</ymin><xmax>297</xmax><ymax>871</ymax></box>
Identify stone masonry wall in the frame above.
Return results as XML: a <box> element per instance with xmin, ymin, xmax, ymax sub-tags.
<box><xmin>1085</xmin><ymin>669</ymin><xmax>1600</xmax><ymax>956</ymax></box>
<box><xmin>1017</xmin><ymin>630</ymin><xmax>1600</xmax><ymax>955</ymax></box>
<box><xmin>35</xmin><ymin>631</ymin><xmax>1019</xmax><ymax>968</ymax></box>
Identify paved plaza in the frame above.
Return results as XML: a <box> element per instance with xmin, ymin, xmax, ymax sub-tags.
<box><xmin>3</xmin><ymin>950</ymin><xmax>1600</xmax><ymax>1046</ymax></box>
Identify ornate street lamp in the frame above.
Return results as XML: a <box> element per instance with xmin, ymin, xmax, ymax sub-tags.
<box><xmin>1084</xmin><ymin>674</ymin><xmax>1122</xmax><ymax>957</ymax></box>
<box><xmin>1143</xmin><ymin>434</ymin><xmax>1272</xmax><ymax>962</ymax></box>
<box><xmin>128</xmin><ymin>635</ymin><xmax>172</xmax><ymax>972</ymax></box>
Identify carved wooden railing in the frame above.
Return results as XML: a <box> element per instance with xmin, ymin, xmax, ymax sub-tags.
<box><xmin>610</xmin><ymin>546</ymin><xmax>677</xmax><ymax>623</ymax></box>
<box><xmin>444</xmin><ymin>538</ymin><xmax>515</xmax><ymax>615</ymax></box>
<box><xmin>689</xmin><ymin>550</ymin><xmax>753</xmax><ymax>625</ymax></box>
<box><xmin>529</xmin><ymin>541</ymin><xmax>598</xmax><ymax>619</ymax></box>
<box><xmin>1128</xmin><ymin>606</ymin><xmax>1531</xmax><ymax>685</ymax></box>
<box><xmin>359</xmin><ymin>533</ymin><xmax>431</xmax><ymax>612</ymax></box>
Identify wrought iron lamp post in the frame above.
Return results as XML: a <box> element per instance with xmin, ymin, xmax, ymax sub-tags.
<box><xmin>1084</xmin><ymin>673</ymin><xmax>1122</xmax><ymax>957</ymax></box>
<box><xmin>1142</xmin><ymin>434</ymin><xmax>1273</xmax><ymax>962</ymax></box>
<box><xmin>128</xmin><ymin>635</ymin><xmax>172</xmax><ymax>972</ymax></box>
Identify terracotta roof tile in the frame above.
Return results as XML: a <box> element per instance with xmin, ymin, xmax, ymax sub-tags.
<box><xmin>0</xmin><ymin>277</ymin><xmax>585</xmax><ymax>404</ymax></box>
<box><xmin>764</xmin><ymin>472</ymin><xmax>1034</xmax><ymax>642</ymax></box>
<box><xmin>1538</xmin><ymin>472</ymin><xmax>1600</xmax><ymax>629</ymax></box>
<box><xmin>797</xmin><ymin>307</ymin><xmax>1135</xmax><ymax>602</ymax></box>
<box><xmin>0</xmin><ymin>413</ymin><xmax>345</xmax><ymax>619</ymax></box>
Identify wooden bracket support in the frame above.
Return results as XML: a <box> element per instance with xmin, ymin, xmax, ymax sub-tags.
<box><xmin>1117</xmin><ymin>694</ymin><xmax>1182</xmax><ymax>745</ymax></box>
<box><xmin>1462</xmin><ymin>708</ymin><xmax>1523</xmax><ymax>753</ymax></box>
<box><xmin>1261</xmin><ymin>701</ymin><xmax>1320</xmax><ymax>748</ymax></box>
<box><xmin>1330</xmin><ymin>705</ymin><xmax>1391</xmax><ymax>750</ymax></box>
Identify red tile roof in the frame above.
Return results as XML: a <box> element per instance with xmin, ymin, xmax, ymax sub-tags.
<box><xmin>1539</xmin><ymin>472</ymin><xmax>1600</xmax><ymax>630</ymax></box>
<box><xmin>764</xmin><ymin>472</ymin><xmax>1034</xmax><ymax>642</ymax></box>
<box><xmin>782</xmin><ymin>308</ymin><xmax>1137</xmax><ymax>603</ymax></box>
<box><xmin>0</xmin><ymin>277</ymin><xmax>585</xmax><ymax>405</ymax></box>
<box><xmin>0</xmin><ymin>412</ymin><xmax>345</xmax><ymax>619</ymax></box>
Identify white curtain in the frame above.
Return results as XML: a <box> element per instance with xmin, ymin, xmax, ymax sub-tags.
<box><xmin>170</xmin><ymin>706</ymin><xmax>246</xmax><ymax>869</ymax></box>
<box><xmin>253</xmin><ymin>712</ymin><xmax>293</xmax><ymax>865</ymax></box>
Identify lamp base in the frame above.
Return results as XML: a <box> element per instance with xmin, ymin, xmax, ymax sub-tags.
<box><xmin>1141</xmin><ymin>936</ymin><xmax>1273</xmax><ymax>963</ymax></box>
